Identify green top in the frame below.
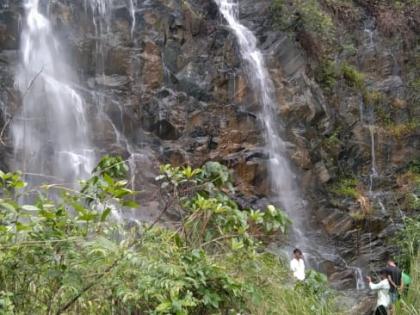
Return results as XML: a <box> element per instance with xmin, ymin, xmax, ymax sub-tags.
<box><xmin>402</xmin><ymin>272</ymin><xmax>412</xmax><ymax>286</ymax></box>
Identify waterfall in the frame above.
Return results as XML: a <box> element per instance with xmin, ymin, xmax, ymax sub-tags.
<box><xmin>214</xmin><ymin>0</ymin><xmax>314</xmax><ymax>251</ymax></box>
<box><xmin>355</xmin><ymin>267</ymin><xmax>366</xmax><ymax>290</ymax></box>
<box><xmin>368</xmin><ymin>124</ymin><xmax>378</xmax><ymax>190</ymax></box>
<box><xmin>12</xmin><ymin>0</ymin><xmax>95</xmax><ymax>184</ymax></box>
<box><xmin>128</xmin><ymin>0</ymin><xmax>137</xmax><ymax>38</ymax></box>
<box><xmin>86</xmin><ymin>0</ymin><xmax>113</xmax><ymax>77</ymax></box>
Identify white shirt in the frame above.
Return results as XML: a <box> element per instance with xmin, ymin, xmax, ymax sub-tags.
<box><xmin>369</xmin><ymin>279</ymin><xmax>391</xmax><ymax>308</ymax></box>
<box><xmin>290</xmin><ymin>258</ymin><xmax>305</xmax><ymax>280</ymax></box>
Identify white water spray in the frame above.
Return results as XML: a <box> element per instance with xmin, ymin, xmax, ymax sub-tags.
<box><xmin>128</xmin><ymin>0</ymin><xmax>136</xmax><ymax>38</ymax></box>
<box><xmin>215</xmin><ymin>0</ymin><xmax>309</xmax><ymax>248</ymax></box>
<box><xmin>12</xmin><ymin>0</ymin><xmax>95</xmax><ymax>184</ymax></box>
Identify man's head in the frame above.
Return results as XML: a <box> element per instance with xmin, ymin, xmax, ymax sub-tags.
<box><xmin>387</xmin><ymin>259</ymin><xmax>397</xmax><ymax>267</ymax></box>
<box><xmin>293</xmin><ymin>248</ymin><xmax>303</xmax><ymax>259</ymax></box>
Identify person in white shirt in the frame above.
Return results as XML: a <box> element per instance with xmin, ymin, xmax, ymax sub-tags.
<box><xmin>367</xmin><ymin>270</ymin><xmax>391</xmax><ymax>315</ymax></box>
<box><xmin>290</xmin><ymin>248</ymin><xmax>305</xmax><ymax>281</ymax></box>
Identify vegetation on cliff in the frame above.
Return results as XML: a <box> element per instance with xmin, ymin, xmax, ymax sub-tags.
<box><xmin>395</xmin><ymin>216</ymin><xmax>420</xmax><ymax>315</ymax></box>
<box><xmin>0</xmin><ymin>157</ymin><xmax>335</xmax><ymax>314</ymax></box>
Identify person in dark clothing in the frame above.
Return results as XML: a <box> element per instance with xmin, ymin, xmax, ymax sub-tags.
<box><xmin>385</xmin><ymin>259</ymin><xmax>402</xmax><ymax>315</ymax></box>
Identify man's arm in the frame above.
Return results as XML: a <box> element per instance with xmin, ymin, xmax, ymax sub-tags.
<box><xmin>388</xmin><ymin>275</ymin><xmax>398</xmax><ymax>289</ymax></box>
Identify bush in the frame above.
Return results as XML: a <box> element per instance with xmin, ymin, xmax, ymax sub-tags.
<box><xmin>330</xmin><ymin>177</ymin><xmax>359</xmax><ymax>199</ymax></box>
<box><xmin>394</xmin><ymin>216</ymin><xmax>420</xmax><ymax>273</ymax></box>
<box><xmin>315</xmin><ymin>60</ymin><xmax>339</xmax><ymax>92</ymax></box>
<box><xmin>341</xmin><ymin>64</ymin><xmax>365</xmax><ymax>90</ymax></box>
<box><xmin>0</xmin><ymin>157</ymin><xmax>339</xmax><ymax>314</ymax></box>
<box><xmin>272</xmin><ymin>0</ymin><xmax>335</xmax><ymax>42</ymax></box>
<box><xmin>397</xmin><ymin>254</ymin><xmax>420</xmax><ymax>315</ymax></box>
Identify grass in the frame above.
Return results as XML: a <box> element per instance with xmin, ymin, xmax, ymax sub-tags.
<box><xmin>341</xmin><ymin>64</ymin><xmax>365</xmax><ymax>90</ymax></box>
<box><xmin>223</xmin><ymin>252</ymin><xmax>339</xmax><ymax>315</ymax></box>
<box><xmin>387</xmin><ymin>120</ymin><xmax>420</xmax><ymax>138</ymax></box>
<box><xmin>330</xmin><ymin>177</ymin><xmax>359</xmax><ymax>199</ymax></box>
<box><xmin>397</xmin><ymin>254</ymin><xmax>420</xmax><ymax>315</ymax></box>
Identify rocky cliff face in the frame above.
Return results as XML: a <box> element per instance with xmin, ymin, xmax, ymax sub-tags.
<box><xmin>0</xmin><ymin>0</ymin><xmax>418</xmax><ymax>291</ymax></box>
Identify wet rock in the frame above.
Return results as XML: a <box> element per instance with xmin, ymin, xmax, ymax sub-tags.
<box><xmin>347</xmin><ymin>295</ymin><xmax>376</xmax><ymax>315</ymax></box>
<box><xmin>152</xmin><ymin>119</ymin><xmax>180</xmax><ymax>140</ymax></box>
<box><xmin>176</xmin><ymin>60</ymin><xmax>212</xmax><ymax>101</ymax></box>
<box><xmin>314</xmin><ymin>162</ymin><xmax>331</xmax><ymax>183</ymax></box>
<box><xmin>90</xmin><ymin>75</ymin><xmax>129</xmax><ymax>88</ymax></box>
<box><xmin>373</xmin><ymin>75</ymin><xmax>403</xmax><ymax>93</ymax></box>
<box><xmin>141</xmin><ymin>40</ymin><xmax>163</xmax><ymax>90</ymax></box>
<box><xmin>0</xmin><ymin>8</ymin><xmax>20</xmax><ymax>50</ymax></box>
<box><xmin>321</xmin><ymin>209</ymin><xmax>354</xmax><ymax>237</ymax></box>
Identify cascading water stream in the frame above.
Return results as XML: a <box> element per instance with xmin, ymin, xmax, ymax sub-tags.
<box><xmin>215</xmin><ymin>0</ymin><xmax>305</xmax><ymax>242</ymax></box>
<box><xmin>214</xmin><ymin>0</ymin><xmax>340</xmax><ymax>268</ymax></box>
<box><xmin>12</xmin><ymin>0</ymin><xmax>95</xmax><ymax>184</ymax></box>
<box><xmin>128</xmin><ymin>0</ymin><xmax>137</xmax><ymax>38</ymax></box>
<box><xmin>368</xmin><ymin>124</ymin><xmax>378</xmax><ymax>192</ymax></box>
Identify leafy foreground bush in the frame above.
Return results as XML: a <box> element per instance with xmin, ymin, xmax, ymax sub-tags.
<box><xmin>395</xmin><ymin>216</ymin><xmax>420</xmax><ymax>315</ymax></box>
<box><xmin>0</xmin><ymin>157</ymin><xmax>336</xmax><ymax>314</ymax></box>
<box><xmin>397</xmin><ymin>253</ymin><xmax>420</xmax><ymax>315</ymax></box>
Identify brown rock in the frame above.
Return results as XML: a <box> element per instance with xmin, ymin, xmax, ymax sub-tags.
<box><xmin>291</xmin><ymin>147</ymin><xmax>312</xmax><ymax>170</ymax></box>
<box><xmin>314</xmin><ymin>162</ymin><xmax>331</xmax><ymax>183</ymax></box>
<box><xmin>141</xmin><ymin>40</ymin><xmax>163</xmax><ymax>90</ymax></box>
<box><xmin>392</xmin><ymin>98</ymin><xmax>407</xmax><ymax>109</ymax></box>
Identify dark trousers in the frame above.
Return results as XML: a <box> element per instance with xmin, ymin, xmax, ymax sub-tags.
<box><xmin>375</xmin><ymin>305</ymin><xmax>387</xmax><ymax>315</ymax></box>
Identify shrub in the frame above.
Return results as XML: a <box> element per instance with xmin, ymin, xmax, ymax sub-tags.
<box><xmin>315</xmin><ymin>60</ymin><xmax>339</xmax><ymax>92</ymax></box>
<box><xmin>397</xmin><ymin>253</ymin><xmax>420</xmax><ymax>315</ymax></box>
<box><xmin>1</xmin><ymin>157</ymin><xmax>339</xmax><ymax>314</ymax></box>
<box><xmin>387</xmin><ymin>120</ymin><xmax>420</xmax><ymax>138</ymax></box>
<box><xmin>271</xmin><ymin>0</ymin><xmax>335</xmax><ymax>42</ymax></box>
<box><xmin>341</xmin><ymin>64</ymin><xmax>365</xmax><ymax>90</ymax></box>
<box><xmin>363</xmin><ymin>90</ymin><xmax>385</xmax><ymax>106</ymax></box>
<box><xmin>394</xmin><ymin>216</ymin><xmax>420</xmax><ymax>273</ymax></box>
<box><xmin>330</xmin><ymin>177</ymin><xmax>359</xmax><ymax>199</ymax></box>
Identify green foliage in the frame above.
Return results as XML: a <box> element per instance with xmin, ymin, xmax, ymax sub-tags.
<box><xmin>296</xmin><ymin>270</ymin><xmax>330</xmax><ymax>302</ymax></box>
<box><xmin>394</xmin><ymin>216</ymin><xmax>420</xmax><ymax>273</ymax></box>
<box><xmin>341</xmin><ymin>64</ymin><xmax>365</xmax><ymax>90</ymax></box>
<box><xmin>408</xmin><ymin>159</ymin><xmax>420</xmax><ymax>174</ymax></box>
<box><xmin>157</xmin><ymin>162</ymin><xmax>291</xmax><ymax>249</ymax></box>
<box><xmin>363</xmin><ymin>90</ymin><xmax>385</xmax><ymax>106</ymax></box>
<box><xmin>272</xmin><ymin>0</ymin><xmax>335</xmax><ymax>42</ymax></box>
<box><xmin>397</xmin><ymin>167</ymin><xmax>420</xmax><ymax>212</ymax></box>
<box><xmin>0</xmin><ymin>156</ymin><xmax>138</xmax><ymax>314</ymax></box>
<box><xmin>340</xmin><ymin>43</ymin><xmax>357</xmax><ymax>56</ymax></box>
<box><xmin>1</xmin><ymin>157</ymin><xmax>335</xmax><ymax>314</ymax></box>
<box><xmin>315</xmin><ymin>60</ymin><xmax>339</xmax><ymax>92</ymax></box>
<box><xmin>386</xmin><ymin>120</ymin><xmax>420</xmax><ymax>138</ymax></box>
<box><xmin>397</xmin><ymin>253</ymin><xmax>420</xmax><ymax>315</ymax></box>
<box><xmin>330</xmin><ymin>177</ymin><xmax>359</xmax><ymax>199</ymax></box>
<box><xmin>223</xmin><ymin>252</ymin><xmax>337</xmax><ymax>315</ymax></box>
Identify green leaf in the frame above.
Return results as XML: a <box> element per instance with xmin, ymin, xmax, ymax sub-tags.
<box><xmin>100</xmin><ymin>208</ymin><xmax>112</xmax><ymax>221</ymax></box>
<box><xmin>16</xmin><ymin>222</ymin><xmax>31</xmax><ymax>231</ymax></box>
<box><xmin>78</xmin><ymin>212</ymin><xmax>97</xmax><ymax>221</ymax></box>
<box><xmin>122</xmin><ymin>200</ymin><xmax>139</xmax><ymax>208</ymax></box>
<box><xmin>14</xmin><ymin>181</ymin><xmax>27</xmax><ymax>189</ymax></box>
<box><xmin>103</xmin><ymin>173</ymin><xmax>114</xmax><ymax>185</ymax></box>
<box><xmin>0</xmin><ymin>201</ymin><xmax>17</xmax><ymax>212</ymax></box>
<box><xmin>156</xmin><ymin>301</ymin><xmax>172</xmax><ymax>312</ymax></box>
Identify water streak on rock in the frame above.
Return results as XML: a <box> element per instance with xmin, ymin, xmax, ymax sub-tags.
<box><xmin>12</xmin><ymin>0</ymin><xmax>95</xmax><ymax>184</ymax></box>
